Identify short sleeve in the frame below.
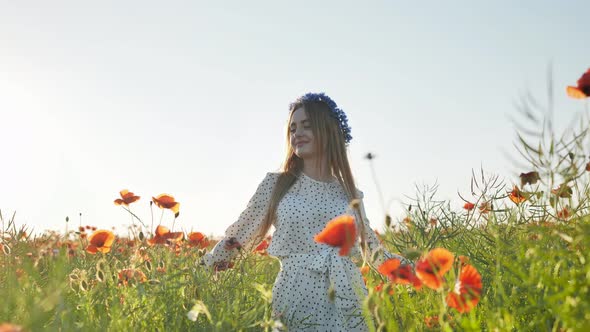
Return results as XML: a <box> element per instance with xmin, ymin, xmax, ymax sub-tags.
<box><xmin>356</xmin><ymin>189</ymin><xmax>409</xmax><ymax>267</ymax></box>
<box><xmin>202</xmin><ymin>172</ymin><xmax>279</xmax><ymax>267</ymax></box>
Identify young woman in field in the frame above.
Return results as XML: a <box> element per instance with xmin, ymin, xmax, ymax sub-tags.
<box><xmin>203</xmin><ymin>92</ymin><xmax>407</xmax><ymax>331</ymax></box>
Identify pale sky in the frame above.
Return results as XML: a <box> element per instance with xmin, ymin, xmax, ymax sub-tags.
<box><xmin>1</xmin><ymin>1</ymin><xmax>588</xmax><ymax>238</ymax></box>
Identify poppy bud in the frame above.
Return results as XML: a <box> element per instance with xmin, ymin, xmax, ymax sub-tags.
<box><xmin>385</xmin><ymin>214</ymin><xmax>391</xmax><ymax>228</ymax></box>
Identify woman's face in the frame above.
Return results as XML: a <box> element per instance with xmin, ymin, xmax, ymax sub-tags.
<box><xmin>289</xmin><ymin>107</ymin><xmax>315</xmax><ymax>160</ymax></box>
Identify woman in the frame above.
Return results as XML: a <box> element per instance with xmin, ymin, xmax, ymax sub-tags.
<box><xmin>203</xmin><ymin>92</ymin><xmax>406</xmax><ymax>331</ymax></box>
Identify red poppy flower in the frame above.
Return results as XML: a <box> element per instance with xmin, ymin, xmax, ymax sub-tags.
<box><xmin>117</xmin><ymin>268</ymin><xmax>147</xmax><ymax>286</ymax></box>
<box><xmin>314</xmin><ymin>215</ymin><xmax>357</xmax><ymax>256</ymax></box>
<box><xmin>114</xmin><ymin>189</ymin><xmax>140</xmax><ymax>206</ymax></box>
<box><xmin>147</xmin><ymin>225</ymin><xmax>184</xmax><ymax>246</ymax></box>
<box><xmin>152</xmin><ymin>194</ymin><xmax>180</xmax><ymax>218</ymax></box>
<box><xmin>566</xmin><ymin>68</ymin><xmax>590</xmax><ymax>99</ymax></box>
<box><xmin>508</xmin><ymin>185</ymin><xmax>527</xmax><ymax>205</ymax></box>
<box><xmin>378</xmin><ymin>258</ymin><xmax>422</xmax><ymax>289</ymax></box>
<box><xmin>254</xmin><ymin>239</ymin><xmax>270</xmax><ymax>255</ymax></box>
<box><xmin>86</xmin><ymin>230</ymin><xmax>115</xmax><ymax>254</ymax></box>
<box><xmin>187</xmin><ymin>232</ymin><xmax>210</xmax><ymax>248</ymax></box>
<box><xmin>478</xmin><ymin>201</ymin><xmax>492</xmax><ymax>214</ymax></box>
<box><xmin>463</xmin><ymin>202</ymin><xmax>475</xmax><ymax>211</ymax></box>
<box><xmin>519</xmin><ymin>171</ymin><xmax>540</xmax><ymax>187</ymax></box>
<box><xmin>415</xmin><ymin>248</ymin><xmax>454</xmax><ymax>290</ymax></box>
<box><xmin>446</xmin><ymin>264</ymin><xmax>482</xmax><ymax>313</ymax></box>
<box><xmin>557</xmin><ymin>206</ymin><xmax>571</xmax><ymax>220</ymax></box>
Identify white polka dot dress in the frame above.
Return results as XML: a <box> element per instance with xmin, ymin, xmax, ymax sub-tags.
<box><xmin>203</xmin><ymin>172</ymin><xmax>405</xmax><ymax>331</ymax></box>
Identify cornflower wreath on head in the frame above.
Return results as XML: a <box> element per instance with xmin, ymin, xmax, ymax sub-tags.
<box><xmin>289</xmin><ymin>92</ymin><xmax>352</xmax><ymax>145</ymax></box>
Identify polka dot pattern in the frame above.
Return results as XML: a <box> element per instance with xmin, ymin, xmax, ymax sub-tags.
<box><xmin>203</xmin><ymin>171</ymin><xmax>405</xmax><ymax>331</ymax></box>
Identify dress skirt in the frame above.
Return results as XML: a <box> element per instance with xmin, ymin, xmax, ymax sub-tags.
<box><xmin>271</xmin><ymin>248</ymin><xmax>371</xmax><ymax>331</ymax></box>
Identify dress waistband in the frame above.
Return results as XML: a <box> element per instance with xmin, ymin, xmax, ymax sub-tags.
<box><xmin>280</xmin><ymin>247</ymin><xmax>366</xmax><ymax>311</ymax></box>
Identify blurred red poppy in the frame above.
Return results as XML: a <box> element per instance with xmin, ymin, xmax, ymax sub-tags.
<box><xmin>378</xmin><ymin>258</ymin><xmax>422</xmax><ymax>289</ymax></box>
<box><xmin>114</xmin><ymin>189</ymin><xmax>140</xmax><ymax>206</ymax></box>
<box><xmin>314</xmin><ymin>215</ymin><xmax>357</xmax><ymax>256</ymax></box>
<box><xmin>446</xmin><ymin>264</ymin><xmax>482</xmax><ymax>313</ymax></box>
<box><xmin>478</xmin><ymin>202</ymin><xmax>491</xmax><ymax>214</ymax></box>
<box><xmin>187</xmin><ymin>232</ymin><xmax>210</xmax><ymax>249</ymax></box>
<box><xmin>118</xmin><ymin>268</ymin><xmax>147</xmax><ymax>286</ymax></box>
<box><xmin>254</xmin><ymin>239</ymin><xmax>270</xmax><ymax>255</ymax></box>
<box><xmin>557</xmin><ymin>206</ymin><xmax>571</xmax><ymax>220</ymax></box>
<box><xmin>463</xmin><ymin>202</ymin><xmax>475</xmax><ymax>211</ymax></box>
<box><xmin>415</xmin><ymin>248</ymin><xmax>454</xmax><ymax>290</ymax></box>
<box><xmin>508</xmin><ymin>185</ymin><xmax>527</xmax><ymax>205</ymax></box>
<box><xmin>566</xmin><ymin>68</ymin><xmax>590</xmax><ymax>99</ymax></box>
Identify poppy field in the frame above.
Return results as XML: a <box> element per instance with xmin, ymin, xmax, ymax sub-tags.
<box><xmin>1</xmin><ymin>69</ymin><xmax>590</xmax><ymax>331</ymax></box>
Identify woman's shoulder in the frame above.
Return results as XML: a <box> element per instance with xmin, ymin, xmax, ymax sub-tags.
<box><xmin>259</xmin><ymin>171</ymin><xmax>283</xmax><ymax>186</ymax></box>
<box><xmin>355</xmin><ymin>187</ymin><xmax>364</xmax><ymax>199</ymax></box>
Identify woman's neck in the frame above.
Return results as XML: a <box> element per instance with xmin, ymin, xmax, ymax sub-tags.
<box><xmin>302</xmin><ymin>160</ymin><xmax>334</xmax><ymax>182</ymax></box>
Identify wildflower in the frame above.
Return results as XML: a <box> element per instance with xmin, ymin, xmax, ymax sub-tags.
<box><xmin>508</xmin><ymin>185</ymin><xmax>527</xmax><ymax>205</ymax></box>
<box><xmin>478</xmin><ymin>201</ymin><xmax>491</xmax><ymax>214</ymax></box>
<box><xmin>0</xmin><ymin>323</ymin><xmax>24</xmax><ymax>332</ymax></box>
<box><xmin>187</xmin><ymin>232</ymin><xmax>210</xmax><ymax>249</ymax></box>
<box><xmin>557</xmin><ymin>206</ymin><xmax>571</xmax><ymax>220</ymax></box>
<box><xmin>86</xmin><ymin>230</ymin><xmax>115</xmax><ymax>254</ymax></box>
<box><xmin>114</xmin><ymin>189</ymin><xmax>140</xmax><ymax>206</ymax></box>
<box><xmin>519</xmin><ymin>171</ymin><xmax>540</xmax><ymax>187</ymax></box>
<box><xmin>566</xmin><ymin>68</ymin><xmax>590</xmax><ymax>99</ymax></box>
<box><xmin>360</xmin><ymin>265</ymin><xmax>370</xmax><ymax>276</ymax></box>
<box><xmin>446</xmin><ymin>264</ymin><xmax>482</xmax><ymax>313</ymax></box>
<box><xmin>378</xmin><ymin>258</ymin><xmax>422</xmax><ymax>289</ymax></box>
<box><xmin>117</xmin><ymin>268</ymin><xmax>147</xmax><ymax>286</ymax></box>
<box><xmin>463</xmin><ymin>202</ymin><xmax>475</xmax><ymax>211</ymax></box>
<box><xmin>424</xmin><ymin>315</ymin><xmax>439</xmax><ymax>329</ymax></box>
<box><xmin>429</xmin><ymin>217</ymin><xmax>438</xmax><ymax>226</ymax></box>
<box><xmin>147</xmin><ymin>225</ymin><xmax>184</xmax><ymax>246</ymax></box>
<box><xmin>551</xmin><ymin>185</ymin><xmax>573</xmax><ymax>198</ymax></box>
<box><xmin>415</xmin><ymin>248</ymin><xmax>454</xmax><ymax>290</ymax></box>
<box><xmin>152</xmin><ymin>194</ymin><xmax>180</xmax><ymax>218</ymax></box>
<box><xmin>314</xmin><ymin>214</ymin><xmax>357</xmax><ymax>256</ymax></box>
<box><xmin>458</xmin><ymin>255</ymin><xmax>470</xmax><ymax>267</ymax></box>
<box><xmin>254</xmin><ymin>239</ymin><xmax>269</xmax><ymax>255</ymax></box>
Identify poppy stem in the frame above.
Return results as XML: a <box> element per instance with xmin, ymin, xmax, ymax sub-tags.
<box><xmin>172</xmin><ymin>217</ymin><xmax>176</xmax><ymax>231</ymax></box>
<box><xmin>368</xmin><ymin>157</ymin><xmax>386</xmax><ymax>216</ymax></box>
<box><xmin>150</xmin><ymin>202</ymin><xmax>154</xmax><ymax>234</ymax></box>
<box><xmin>159</xmin><ymin>209</ymin><xmax>164</xmax><ymax>226</ymax></box>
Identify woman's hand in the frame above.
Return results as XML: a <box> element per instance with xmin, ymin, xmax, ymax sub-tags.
<box><xmin>213</xmin><ymin>260</ymin><xmax>233</xmax><ymax>272</ymax></box>
<box><xmin>224</xmin><ymin>237</ymin><xmax>242</xmax><ymax>250</ymax></box>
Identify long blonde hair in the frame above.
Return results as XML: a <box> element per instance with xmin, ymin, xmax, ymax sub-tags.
<box><xmin>254</xmin><ymin>98</ymin><xmax>368</xmax><ymax>251</ymax></box>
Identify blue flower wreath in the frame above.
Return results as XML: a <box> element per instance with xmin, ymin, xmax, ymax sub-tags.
<box><xmin>289</xmin><ymin>92</ymin><xmax>353</xmax><ymax>144</ymax></box>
